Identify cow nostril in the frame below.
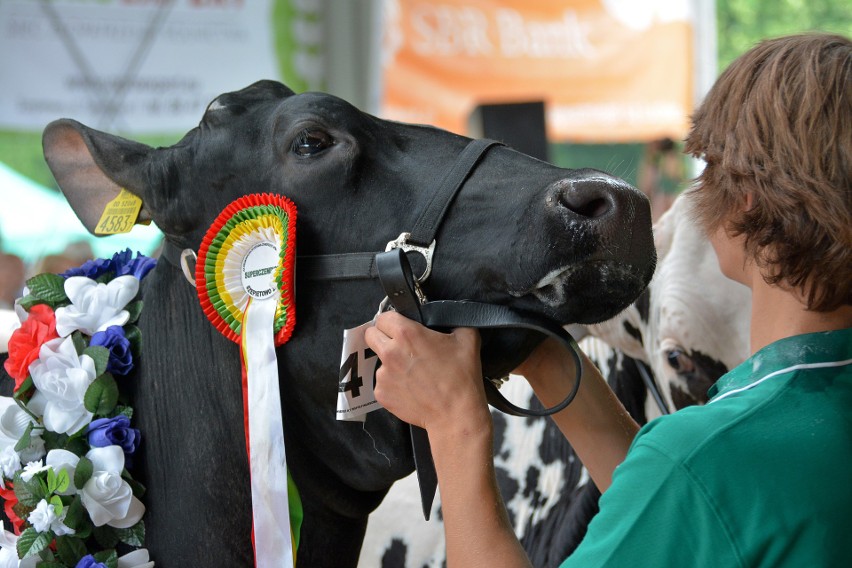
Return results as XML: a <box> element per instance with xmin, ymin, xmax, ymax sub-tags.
<box><xmin>569</xmin><ymin>197</ymin><xmax>609</xmax><ymax>218</ymax></box>
<box><xmin>553</xmin><ymin>176</ymin><xmax>621</xmax><ymax>219</ymax></box>
<box><xmin>558</xmin><ymin>192</ymin><xmax>611</xmax><ymax>219</ymax></box>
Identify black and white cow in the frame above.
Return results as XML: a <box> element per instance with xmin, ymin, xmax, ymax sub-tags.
<box><xmin>6</xmin><ymin>81</ymin><xmax>655</xmax><ymax>567</ymax></box>
<box><xmin>361</xmin><ymin>191</ymin><xmax>752</xmax><ymax>567</ymax></box>
<box><xmin>588</xmin><ymin>191</ymin><xmax>751</xmax><ymax>409</ymax></box>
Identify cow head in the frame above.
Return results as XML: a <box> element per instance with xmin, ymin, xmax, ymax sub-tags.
<box><xmin>41</xmin><ymin>80</ymin><xmax>655</xmax><ymax>566</ymax></box>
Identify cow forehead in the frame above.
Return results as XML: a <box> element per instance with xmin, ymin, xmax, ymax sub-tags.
<box><xmin>201</xmin><ymin>85</ymin><xmax>370</xmax><ymax>135</ymax></box>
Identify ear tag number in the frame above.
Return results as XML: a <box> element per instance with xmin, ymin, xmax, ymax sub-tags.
<box><xmin>336</xmin><ymin>321</ymin><xmax>381</xmax><ymax>422</ymax></box>
<box><xmin>94</xmin><ymin>188</ymin><xmax>145</xmax><ymax>235</ymax></box>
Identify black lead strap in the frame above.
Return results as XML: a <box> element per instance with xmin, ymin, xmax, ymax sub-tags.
<box><xmin>376</xmin><ymin>248</ymin><xmax>584</xmax><ymax>521</ymax></box>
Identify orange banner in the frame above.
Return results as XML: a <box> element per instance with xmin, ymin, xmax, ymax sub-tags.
<box><xmin>379</xmin><ymin>0</ymin><xmax>694</xmax><ymax>142</ymax></box>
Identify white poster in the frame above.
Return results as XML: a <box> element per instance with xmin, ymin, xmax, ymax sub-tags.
<box><xmin>0</xmin><ymin>0</ymin><xmax>281</xmax><ymax>134</ymax></box>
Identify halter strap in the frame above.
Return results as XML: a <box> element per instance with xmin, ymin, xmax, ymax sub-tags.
<box><xmin>407</xmin><ymin>138</ymin><xmax>503</xmax><ymax>247</ymax></box>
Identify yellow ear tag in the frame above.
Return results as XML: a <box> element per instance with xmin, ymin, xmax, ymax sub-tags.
<box><xmin>94</xmin><ymin>188</ymin><xmax>147</xmax><ymax>235</ymax></box>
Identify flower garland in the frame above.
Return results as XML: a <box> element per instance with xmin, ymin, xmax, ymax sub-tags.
<box><xmin>0</xmin><ymin>249</ymin><xmax>155</xmax><ymax>568</ymax></box>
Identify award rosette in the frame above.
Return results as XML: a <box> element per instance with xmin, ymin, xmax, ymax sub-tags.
<box><xmin>195</xmin><ymin>193</ymin><xmax>300</xmax><ymax>567</ymax></box>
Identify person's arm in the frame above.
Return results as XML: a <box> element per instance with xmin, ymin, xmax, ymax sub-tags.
<box><xmin>365</xmin><ymin>312</ymin><xmax>532</xmax><ymax>568</ymax></box>
<box><xmin>514</xmin><ymin>337</ymin><xmax>640</xmax><ymax>491</ymax></box>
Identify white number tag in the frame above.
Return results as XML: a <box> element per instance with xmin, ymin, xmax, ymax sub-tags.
<box><xmin>336</xmin><ymin>321</ymin><xmax>382</xmax><ymax>421</ymax></box>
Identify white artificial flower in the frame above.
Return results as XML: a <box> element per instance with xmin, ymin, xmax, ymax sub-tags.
<box><xmin>28</xmin><ymin>337</ymin><xmax>97</xmax><ymax>435</ymax></box>
<box><xmin>20</xmin><ymin>460</ymin><xmax>48</xmax><ymax>482</ymax></box>
<box><xmin>27</xmin><ymin>499</ymin><xmax>75</xmax><ymax>536</ymax></box>
<box><xmin>0</xmin><ymin>447</ymin><xmax>21</xmax><ymax>488</ymax></box>
<box><xmin>118</xmin><ymin>548</ymin><xmax>155</xmax><ymax>568</ymax></box>
<box><xmin>45</xmin><ymin>449</ymin><xmax>80</xmax><ymax>496</ymax></box>
<box><xmin>55</xmin><ymin>276</ymin><xmax>139</xmax><ymax>337</ymax></box>
<box><xmin>0</xmin><ymin>397</ymin><xmax>44</xmax><ymax>464</ymax></box>
<box><xmin>81</xmin><ymin>446</ymin><xmax>145</xmax><ymax>529</ymax></box>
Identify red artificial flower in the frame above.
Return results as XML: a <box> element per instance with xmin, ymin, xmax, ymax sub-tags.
<box><xmin>0</xmin><ymin>484</ymin><xmax>25</xmax><ymax>535</ymax></box>
<box><xmin>3</xmin><ymin>304</ymin><xmax>59</xmax><ymax>392</ymax></box>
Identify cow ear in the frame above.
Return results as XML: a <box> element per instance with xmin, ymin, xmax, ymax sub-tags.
<box><xmin>42</xmin><ymin>119</ymin><xmax>153</xmax><ymax>234</ymax></box>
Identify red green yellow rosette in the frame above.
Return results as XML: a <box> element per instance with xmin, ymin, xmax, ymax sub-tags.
<box><xmin>194</xmin><ymin>193</ymin><xmax>300</xmax><ymax>566</ymax></box>
<box><xmin>195</xmin><ymin>192</ymin><xmax>296</xmax><ymax>345</ymax></box>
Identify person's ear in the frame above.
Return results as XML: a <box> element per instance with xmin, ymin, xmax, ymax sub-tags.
<box><xmin>745</xmin><ymin>192</ymin><xmax>754</xmax><ymax>210</ymax></box>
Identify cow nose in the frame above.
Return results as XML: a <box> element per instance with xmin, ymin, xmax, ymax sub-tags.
<box><xmin>551</xmin><ymin>173</ymin><xmax>624</xmax><ymax>220</ymax></box>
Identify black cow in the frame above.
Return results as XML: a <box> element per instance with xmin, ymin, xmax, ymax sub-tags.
<box><xmin>32</xmin><ymin>80</ymin><xmax>654</xmax><ymax>567</ymax></box>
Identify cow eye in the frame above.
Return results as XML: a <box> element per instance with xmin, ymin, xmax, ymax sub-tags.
<box><xmin>292</xmin><ymin>129</ymin><xmax>334</xmax><ymax>157</ymax></box>
<box><xmin>665</xmin><ymin>348</ymin><xmax>695</xmax><ymax>373</ymax></box>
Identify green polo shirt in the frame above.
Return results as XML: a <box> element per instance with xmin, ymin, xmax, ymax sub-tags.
<box><xmin>561</xmin><ymin>327</ymin><xmax>852</xmax><ymax>567</ymax></box>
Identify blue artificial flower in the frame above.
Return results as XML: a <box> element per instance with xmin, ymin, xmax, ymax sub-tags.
<box><xmin>61</xmin><ymin>257</ymin><xmax>113</xmax><ymax>279</ymax></box>
<box><xmin>111</xmin><ymin>248</ymin><xmax>157</xmax><ymax>280</ymax></box>
<box><xmin>90</xmin><ymin>325</ymin><xmax>134</xmax><ymax>376</ymax></box>
<box><xmin>75</xmin><ymin>555</ymin><xmax>108</xmax><ymax>568</ymax></box>
<box><xmin>86</xmin><ymin>415</ymin><xmax>141</xmax><ymax>463</ymax></box>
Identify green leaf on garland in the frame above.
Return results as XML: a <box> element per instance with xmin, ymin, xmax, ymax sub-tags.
<box><xmin>13</xmin><ymin>471</ymin><xmax>45</xmax><ymax>507</ymax></box>
<box><xmin>71</xmin><ymin>331</ymin><xmax>87</xmax><ymax>357</ymax></box>
<box><xmin>13</xmin><ymin>422</ymin><xmax>33</xmax><ymax>452</ymax></box>
<box><xmin>124</xmin><ymin>324</ymin><xmax>142</xmax><ymax>359</ymax></box>
<box><xmin>49</xmin><ymin>495</ymin><xmax>64</xmax><ymax>516</ymax></box>
<box><xmin>16</xmin><ymin>294</ymin><xmax>44</xmax><ymax>312</ymax></box>
<box><xmin>116</xmin><ymin>520</ymin><xmax>145</xmax><ymax>547</ymax></box>
<box><xmin>12</xmin><ymin>501</ymin><xmax>35</xmax><ymax>524</ymax></box>
<box><xmin>12</xmin><ymin>376</ymin><xmax>33</xmax><ymax>400</ymax></box>
<box><xmin>55</xmin><ymin>534</ymin><xmax>88</xmax><ymax>566</ymax></box>
<box><xmin>83</xmin><ymin>345</ymin><xmax>110</xmax><ymax>377</ymax></box>
<box><xmin>63</xmin><ymin>436</ymin><xmax>89</xmax><ymax>457</ymax></box>
<box><xmin>74</xmin><ymin>457</ymin><xmax>93</xmax><ymax>490</ymax></box>
<box><xmin>62</xmin><ymin>499</ymin><xmax>93</xmax><ymax>540</ymax></box>
<box><xmin>92</xmin><ymin>549</ymin><xmax>118</xmax><ymax>568</ymax></box>
<box><xmin>84</xmin><ymin>374</ymin><xmax>119</xmax><ymax>415</ymax></box>
<box><xmin>26</xmin><ymin>273</ymin><xmax>68</xmax><ymax>304</ymax></box>
<box><xmin>114</xmin><ymin>405</ymin><xmax>133</xmax><ymax>420</ymax></box>
<box><xmin>123</xmin><ymin>474</ymin><xmax>146</xmax><ymax>499</ymax></box>
<box><xmin>35</xmin><ymin>562</ymin><xmax>66</xmax><ymax>568</ymax></box>
<box><xmin>93</xmin><ymin>525</ymin><xmax>119</xmax><ymax>549</ymax></box>
<box><xmin>48</xmin><ymin>468</ymin><xmax>70</xmax><ymax>495</ymax></box>
<box><xmin>125</xmin><ymin>300</ymin><xmax>143</xmax><ymax>324</ymax></box>
<box><xmin>16</xmin><ymin>527</ymin><xmax>52</xmax><ymax>559</ymax></box>
<box><xmin>42</xmin><ymin>430</ymin><xmax>69</xmax><ymax>451</ymax></box>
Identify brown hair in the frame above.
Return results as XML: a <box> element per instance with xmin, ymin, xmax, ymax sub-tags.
<box><xmin>685</xmin><ymin>33</ymin><xmax>851</xmax><ymax>311</ymax></box>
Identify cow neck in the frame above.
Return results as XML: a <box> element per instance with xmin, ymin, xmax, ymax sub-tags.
<box><xmin>160</xmin><ymin>138</ymin><xmax>503</xmax><ymax>285</ymax></box>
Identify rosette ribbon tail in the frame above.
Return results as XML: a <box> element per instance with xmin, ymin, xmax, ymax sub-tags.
<box><xmin>241</xmin><ymin>293</ymin><xmax>295</xmax><ymax>567</ymax></box>
<box><xmin>194</xmin><ymin>193</ymin><xmax>299</xmax><ymax>566</ymax></box>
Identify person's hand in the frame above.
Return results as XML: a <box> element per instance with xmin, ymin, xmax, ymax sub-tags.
<box><xmin>364</xmin><ymin>311</ymin><xmax>489</xmax><ymax>435</ymax></box>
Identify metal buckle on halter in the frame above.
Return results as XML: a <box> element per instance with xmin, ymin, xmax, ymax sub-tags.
<box><xmin>385</xmin><ymin>232</ymin><xmax>436</xmax><ymax>283</ymax></box>
<box><xmin>383</xmin><ymin>232</ymin><xmax>433</xmax><ymax>306</ymax></box>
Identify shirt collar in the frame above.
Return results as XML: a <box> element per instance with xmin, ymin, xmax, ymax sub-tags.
<box><xmin>708</xmin><ymin>327</ymin><xmax>852</xmax><ymax>400</ymax></box>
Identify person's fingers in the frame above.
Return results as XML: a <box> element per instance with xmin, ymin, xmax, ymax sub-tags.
<box><xmin>373</xmin><ymin>310</ymin><xmax>412</xmax><ymax>336</ymax></box>
<box><xmin>363</xmin><ymin>324</ymin><xmax>389</xmax><ymax>349</ymax></box>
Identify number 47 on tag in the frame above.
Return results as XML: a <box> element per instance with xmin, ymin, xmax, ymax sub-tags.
<box><xmin>336</xmin><ymin>321</ymin><xmax>381</xmax><ymax>421</ymax></box>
